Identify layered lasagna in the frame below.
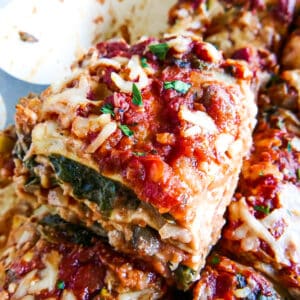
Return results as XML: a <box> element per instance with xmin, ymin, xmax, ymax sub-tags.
<box><xmin>1</xmin><ymin>0</ymin><xmax>299</xmax><ymax>297</ymax></box>
<box><xmin>193</xmin><ymin>253</ymin><xmax>281</xmax><ymax>299</ymax></box>
<box><xmin>220</xmin><ymin>73</ymin><xmax>300</xmax><ymax>298</ymax></box>
<box><xmin>14</xmin><ymin>34</ymin><xmax>256</xmax><ymax>289</ymax></box>
<box><xmin>0</xmin><ymin>206</ymin><xmax>168</xmax><ymax>299</ymax></box>
<box><xmin>169</xmin><ymin>0</ymin><xmax>296</xmax><ymax>88</ymax></box>
<box><xmin>169</xmin><ymin>0</ymin><xmax>295</xmax><ymax>57</ymax></box>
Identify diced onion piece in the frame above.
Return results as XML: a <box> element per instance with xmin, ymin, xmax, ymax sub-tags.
<box><xmin>159</xmin><ymin>223</ymin><xmax>192</xmax><ymax>243</ymax></box>
<box><xmin>86</xmin><ymin>121</ymin><xmax>117</xmax><ymax>153</ymax></box>
<box><xmin>62</xmin><ymin>290</ymin><xmax>77</xmax><ymax>300</ymax></box>
<box><xmin>72</xmin><ymin>114</ymin><xmax>111</xmax><ymax>138</ymax></box>
<box><xmin>233</xmin><ymin>287</ymin><xmax>252</xmax><ymax>298</ymax></box>
<box><xmin>111</xmin><ymin>55</ymin><xmax>149</xmax><ymax>93</ymax></box>
<box><xmin>97</xmin><ymin>58</ymin><xmax>121</xmax><ymax>69</ymax></box>
<box><xmin>167</xmin><ymin>35</ymin><xmax>191</xmax><ymax>53</ymax></box>
<box><xmin>29</xmin><ymin>251</ymin><xmax>61</xmax><ymax>293</ymax></box>
<box><xmin>179</xmin><ymin>106</ymin><xmax>218</xmax><ymax>137</ymax></box>
<box><xmin>291</xmin><ymin>137</ymin><xmax>300</xmax><ymax>151</ymax></box>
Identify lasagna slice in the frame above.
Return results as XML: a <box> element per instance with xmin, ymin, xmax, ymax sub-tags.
<box><xmin>14</xmin><ymin>34</ymin><xmax>257</xmax><ymax>289</ymax></box>
<box><xmin>0</xmin><ymin>128</ymin><xmax>34</xmax><ymax>248</ymax></box>
<box><xmin>0</xmin><ymin>208</ymin><xmax>168</xmax><ymax>299</ymax></box>
<box><xmin>169</xmin><ymin>0</ymin><xmax>296</xmax><ymax>89</ymax></box>
<box><xmin>169</xmin><ymin>0</ymin><xmax>295</xmax><ymax>57</ymax></box>
<box><xmin>220</xmin><ymin>78</ymin><xmax>300</xmax><ymax>298</ymax></box>
<box><xmin>193</xmin><ymin>253</ymin><xmax>281</xmax><ymax>300</ymax></box>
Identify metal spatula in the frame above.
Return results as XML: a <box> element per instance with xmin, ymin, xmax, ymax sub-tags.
<box><xmin>0</xmin><ymin>68</ymin><xmax>47</xmax><ymax>128</ymax></box>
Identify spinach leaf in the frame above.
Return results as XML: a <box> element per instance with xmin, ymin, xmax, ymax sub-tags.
<box><xmin>40</xmin><ymin>214</ymin><xmax>96</xmax><ymax>246</ymax></box>
<box><xmin>174</xmin><ymin>264</ymin><xmax>197</xmax><ymax>291</ymax></box>
<box><xmin>24</xmin><ymin>157</ymin><xmax>40</xmax><ymax>190</ymax></box>
<box><xmin>49</xmin><ymin>154</ymin><xmax>138</xmax><ymax>214</ymax></box>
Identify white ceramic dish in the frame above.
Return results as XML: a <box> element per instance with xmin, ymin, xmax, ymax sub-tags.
<box><xmin>0</xmin><ymin>0</ymin><xmax>176</xmax><ymax>129</ymax></box>
<box><xmin>0</xmin><ymin>0</ymin><xmax>175</xmax><ymax>84</ymax></box>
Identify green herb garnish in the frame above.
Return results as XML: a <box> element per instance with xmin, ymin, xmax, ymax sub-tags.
<box><xmin>297</xmin><ymin>168</ymin><xmax>300</xmax><ymax>180</ymax></box>
<box><xmin>141</xmin><ymin>57</ymin><xmax>149</xmax><ymax>68</ymax></box>
<box><xmin>254</xmin><ymin>205</ymin><xmax>270</xmax><ymax>214</ymax></box>
<box><xmin>211</xmin><ymin>255</ymin><xmax>220</xmax><ymax>265</ymax></box>
<box><xmin>287</xmin><ymin>141</ymin><xmax>292</xmax><ymax>152</ymax></box>
<box><xmin>174</xmin><ymin>265</ymin><xmax>197</xmax><ymax>291</ymax></box>
<box><xmin>132</xmin><ymin>83</ymin><xmax>143</xmax><ymax>106</ymax></box>
<box><xmin>149</xmin><ymin>43</ymin><xmax>169</xmax><ymax>60</ymax></box>
<box><xmin>57</xmin><ymin>280</ymin><xmax>65</xmax><ymax>290</ymax></box>
<box><xmin>266</xmin><ymin>73</ymin><xmax>281</xmax><ymax>88</ymax></box>
<box><xmin>164</xmin><ymin>80</ymin><xmax>191</xmax><ymax>94</ymax></box>
<box><xmin>101</xmin><ymin>103</ymin><xmax>115</xmax><ymax>116</ymax></box>
<box><xmin>119</xmin><ymin>125</ymin><xmax>134</xmax><ymax>137</ymax></box>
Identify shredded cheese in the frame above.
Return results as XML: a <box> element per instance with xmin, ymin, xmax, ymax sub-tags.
<box><xmin>166</xmin><ymin>35</ymin><xmax>191</xmax><ymax>53</ymax></box>
<box><xmin>28</xmin><ymin>251</ymin><xmax>61</xmax><ymax>294</ymax></box>
<box><xmin>111</xmin><ymin>55</ymin><xmax>149</xmax><ymax>92</ymax></box>
<box><xmin>231</xmin><ymin>182</ymin><xmax>300</xmax><ymax>266</ymax></box>
<box><xmin>43</xmin><ymin>75</ymin><xmax>91</xmax><ymax>128</ymax></box>
<box><xmin>179</xmin><ymin>106</ymin><xmax>218</xmax><ymax>136</ymax></box>
<box><xmin>86</xmin><ymin>121</ymin><xmax>117</xmax><ymax>153</ymax></box>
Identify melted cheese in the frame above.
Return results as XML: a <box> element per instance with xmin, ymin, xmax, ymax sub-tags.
<box><xmin>231</xmin><ymin>183</ymin><xmax>300</xmax><ymax>266</ymax></box>
<box><xmin>29</xmin><ymin>121</ymin><xmax>98</xmax><ymax>171</ymax></box>
<box><xmin>166</xmin><ymin>35</ymin><xmax>191</xmax><ymax>53</ymax></box>
<box><xmin>111</xmin><ymin>55</ymin><xmax>149</xmax><ymax>93</ymax></box>
<box><xmin>62</xmin><ymin>290</ymin><xmax>77</xmax><ymax>300</ymax></box>
<box><xmin>0</xmin><ymin>184</ymin><xmax>19</xmax><ymax>217</ymax></box>
<box><xmin>86</xmin><ymin>121</ymin><xmax>117</xmax><ymax>153</ymax></box>
<box><xmin>28</xmin><ymin>251</ymin><xmax>61</xmax><ymax>294</ymax></box>
<box><xmin>179</xmin><ymin>106</ymin><xmax>218</xmax><ymax>136</ymax></box>
<box><xmin>71</xmin><ymin>114</ymin><xmax>111</xmax><ymax>138</ymax></box>
<box><xmin>281</xmin><ymin>70</ymin><xmax>300</xmax><ymax>106</ymax></box>
<box><xmin>43</xmin><ymin>75</ymin><xmax>91</xmax><ymax>128</ymax></box>
<box><xmin>118</xmin><ymin>289</ymin><xmax>155</xmax><ymax>300</ymax></box>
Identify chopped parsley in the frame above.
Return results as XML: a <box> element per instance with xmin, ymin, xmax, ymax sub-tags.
<box><xmin>164</xmin><ymin>80</ymin><xmax>191</xmax><ymax>94</ymax></box>
<box><xmin>297</xmin><ymin>168</ymin><xmax>300</xmax><ymax>181</ymax></box>
<box><xmin>101</xmin><ymin>103</ymin><xmax>115</xmax><ymax>116</ymax></box>
<box><xmin>132</xmin><ymin>83</ymin><xmax>143</xmax><ymax>106</ymax></box>
<box><xmin>174</xmin><ymin>265</ymin><xmax>197</xmax><ymax>291</ymax></box>
<box><xmin>119</xmin><ymin>125</ymin><xmax>134</xmax><ymax>137</ymax></box>
<box><xmin>149</xmin><ymin>43</ymin><xmax>169</xmax><ymax>60</ymax></box>
<box><xmin>287</xmin><ymin>141</ymin><xmax>292</xmax><ymax>153</ymax></box>
<box><xmin>141</xmin><ymin>57</ymin><xmax>149</xmax><ymax>68</ymax></box>
<box><xmin>133</xmin><ymin>151</ymin><xmax>146</xmax><ymax>156</ymax></box>
<box><xmin>57</xmin><ymin>280</ymin><xmax>65</xmax><ymax>290</ymax></box>
<box><xmin>211</xmin><ymin>255</ymin><xmax>220</xmax><ymax>265</ymax></box>
<box><xmin>254</xmin><ymin>205</ymin><xmax>270</xmax><ymax>215</ymax></box>
<box><xmin>266</xmin><ymin>73</ymin><xmax>281</xmax><ymax>88</ymax></box>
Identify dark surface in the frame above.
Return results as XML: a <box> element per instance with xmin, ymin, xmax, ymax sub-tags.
<box><xmin>0</xmin><ymin>68</ymin><xmax>47</xmax><ymax>126</ymax></box>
